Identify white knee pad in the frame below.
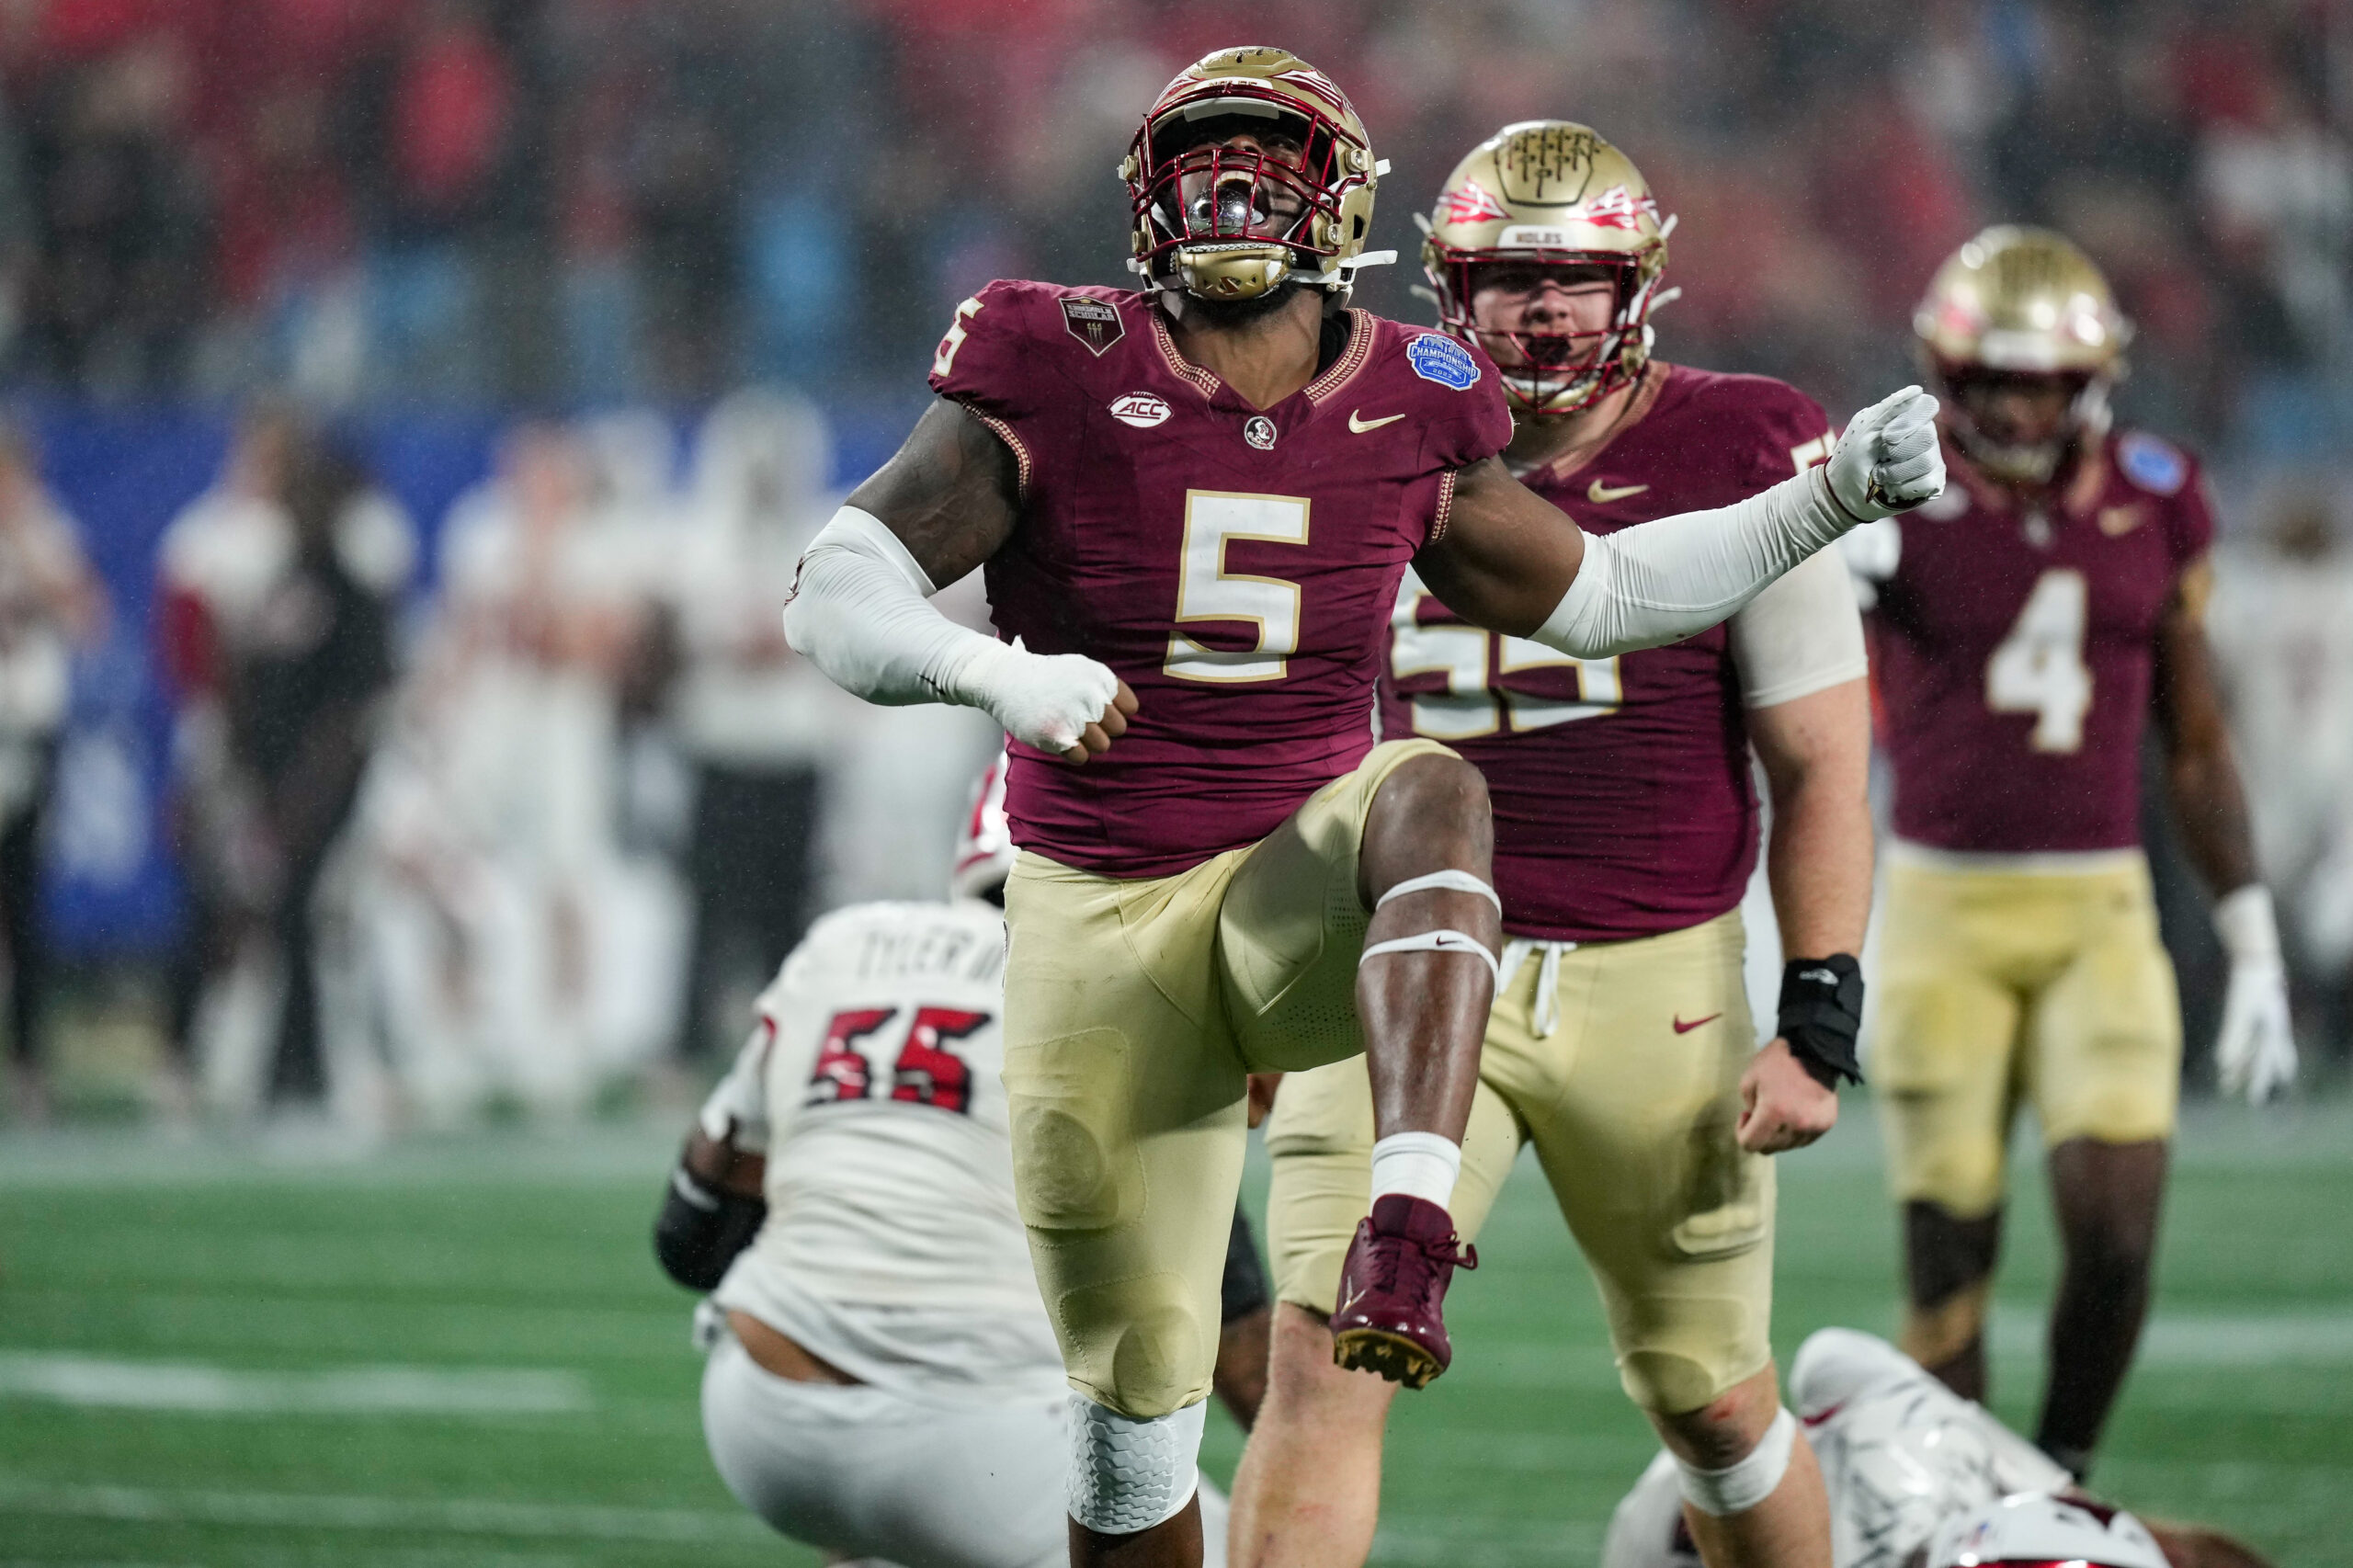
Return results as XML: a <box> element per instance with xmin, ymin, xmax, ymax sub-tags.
<box><xmin>1067</xmin><ymin>1395</ymin><xmax>1205</xmax><ymax>1536</ymax></box>
<box><xmin>1675</xmin><ymin>1405</ymin><xmax>1797</xmax><ymax>1517</ymax></box>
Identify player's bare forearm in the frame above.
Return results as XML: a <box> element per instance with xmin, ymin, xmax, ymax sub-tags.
<box><xmin>1412</xmin><ymin>456</ymin><xmax>1585</xmax><ymax>633</ymax></box>
<box><xmin>682</xmin><ymin>1125</ymin><xmax>767</xmax><ymax>1199</ymax></box>
<box><xmin>1751</xmin><ymin>678</ymin><xmax>1874</xmax><ymax>959</ymax></box>
<box><xmin>2151</xmin><ymin>568</ymin><xmax>2258</xmax><ymax>896</ymax></box>
<box><xmin>1741</xmin><ymin>677</ymin><xmax>1870</xmax><ymax>1153</ymax></box>
<box><xmin>844</xmin><ymin>398</ymin><xmax>1024</xmax><ymax>587</ymax></box>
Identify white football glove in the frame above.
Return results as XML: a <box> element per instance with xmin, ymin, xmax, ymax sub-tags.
<box><xmin>952</xmin><ymin>636</ymin><xmax>1122</xmax><ymax>756</ymax></box>
<box><xmin>2213</xmin><ymin>885</ymin><xmax>2296</xmax><ymax>1104</ymax></box>
<box><xmin>1827</xmin><ymin>386</ymin><xmax>1945</xmax><ymax>521</ymax></box>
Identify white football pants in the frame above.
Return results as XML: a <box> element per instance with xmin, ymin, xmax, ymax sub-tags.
<box><xmin>700</xmin><ymin>1335</ymin><xmax>1230</xmax><ymax>1568</ymax></box>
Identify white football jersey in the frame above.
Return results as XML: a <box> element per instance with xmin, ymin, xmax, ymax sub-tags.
<box><xmin>703</xmin><ymin>899</ymin><xmax>1065</xmax><ymax>1401</ymax></box>
<box><xmin>1601</xmin><ymin>1329</ymin><xmax>2072</xmax><ymax>1568</ymax></box>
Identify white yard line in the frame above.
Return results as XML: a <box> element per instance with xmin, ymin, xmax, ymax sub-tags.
<box><xmin>1990</xmin><ymin>1308</ymin><xmax>2353</xmax><ymax>1366</ymax></box>
<box><xmin>0</xmin><ymin>1477</ymin><xmax>768</xmax><ymax>1544</ymax></box>
<box><xmin>0</xmin><ymin>1354</ymin><xmax>590</xmax><ymax>1415</ymax></box>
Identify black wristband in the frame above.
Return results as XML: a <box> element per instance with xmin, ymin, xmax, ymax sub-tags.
<box><xmin>653</xmin><ymin>1165</ymin><xmax>768</xmax><ymax>1292</ymax></box>
<box><xmin>1777</xmin><ymin>954</ymin><xmax>1866</xmax><ymax>1089</ymax></box>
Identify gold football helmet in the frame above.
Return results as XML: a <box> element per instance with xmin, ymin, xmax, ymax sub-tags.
<box><xmin>1423</xmin><ymin>120</ymin><xmax>1673</xmax><ymax>415</ymax></box>
<box><xmin>1124</xmin><ymin>47</ymin><xmax>1388</xmax><ymax>302</ymax></box>
<box><xmin>1915</xmin><ymin>225</ymin><xmax>2131</xmax><ymax>483</ymax></box>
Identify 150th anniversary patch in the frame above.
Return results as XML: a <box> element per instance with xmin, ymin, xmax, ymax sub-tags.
<box><xmin>1062</xmin><ymin>297</ymin><xmax>1126</xmax><ymax>356</ymax></box>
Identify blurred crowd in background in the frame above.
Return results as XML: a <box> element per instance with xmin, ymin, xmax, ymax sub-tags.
<box><xmin>0</xmin><ymin>0</ymin><xmax>2346</xmax><ymax>1127</ymax></box>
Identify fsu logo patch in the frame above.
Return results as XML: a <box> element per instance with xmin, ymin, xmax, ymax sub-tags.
<box><xmin>1568</xmin><ymin>183</ymin><xmax>1659</xmax><ymax>232</ymax></box>
<box><xmin>1406</xmin><ymin>333</ymin><xmax>1481</xmax><ymax>391</ymax></box>
<box><xmin>1244</xmin><ymin>415</ymin><xmax>1279</xmax><ymax>450</ymax></box>
<box><xmin>1061</xmin><ymin>297</ymin><xmax>1126</xmax><ymax>357</ymax></box>
<box><xmin>1108</xmin><ymin>392</ymin><xmax>1171</xmax><ymax>428</ymax></box>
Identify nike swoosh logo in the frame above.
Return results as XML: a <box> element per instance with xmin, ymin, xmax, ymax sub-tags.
<box><xmin>1587</xmin><ymin>480</ymin><xmax>1650</xmax><ymax>504</ymax></box>
<box><xmin>1672</xmin><ymin>1013</ymin><xmax>1722</xmax><ymax>1034</ymax></box>
<box><xmin>1349</xmin><ymin>410</ymin><xmax>1406</xmax><ymax>433</ymax></box>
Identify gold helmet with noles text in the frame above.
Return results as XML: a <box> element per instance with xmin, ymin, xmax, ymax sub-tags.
<box><xmin>1423</xmin><ymin>120</ymin><xmax>1673</xmax><ymax>415</ymax></box>
<box><xmin>1123</xmin><ymin>47</ymin><xmax>1390</xmax><ymax>303</ymax></box>
<box><xmin>1915</xmin><ymin>224</ymin><xmax>2133</xmax><ymax>484</ymax></box>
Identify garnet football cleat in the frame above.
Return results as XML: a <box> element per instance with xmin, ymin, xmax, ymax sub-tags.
<box><xmin>1329</xmin><ymin>1194</ymin><xmax>1477</xmax><ymax>1389</ymax></box>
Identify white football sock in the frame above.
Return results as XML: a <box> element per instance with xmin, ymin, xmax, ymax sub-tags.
<box><xmin>1370</xmin><ymin>1131</ymin><xmax>1461</xmax><ymax>1210</ymax></box>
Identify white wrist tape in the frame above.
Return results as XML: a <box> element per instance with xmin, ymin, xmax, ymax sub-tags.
<box><xmin>1676</xmin><ymin>1405</ymin><xmax>1798</xmax><ymax>1517</ymax></box>
<box><xmin>783</xmin><ymin>506</ymin><xmax>1119</xmax><ymax>753</ymax></box>
<box><xmin>1535</xmin><ymin>467</ymin><xmax>1853</xmax><ymax>659</ymax></box>
<box><xmin>1068</xmin><ymin>1395</ymin><xmax>1204</xmax><ymax>1535</ymax></box>
<box><xmin>2214</xmin><ymin>884</ymin><xmax>2281</xmax><ymax>966</ymax></box>
<box><xmin>1370</xmin><ymin>1131</ymin><xmax>1463</xmax><ymax>1210</ymax></box>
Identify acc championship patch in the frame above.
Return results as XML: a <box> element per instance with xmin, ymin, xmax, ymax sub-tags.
<box><xmin>2117</xmin><ymin>432</ymin><xmax>2188</xmax><ymax>496</ymax></box>
<box><xmin>1406</xmin><ymin>333</ymin><xmax>1480</xmax><ymax>391</ymax></box>
<box><xmin>1062</xmin><ymin>297</ymin><xmax>1125</xmax><ymax>357</ymax></box>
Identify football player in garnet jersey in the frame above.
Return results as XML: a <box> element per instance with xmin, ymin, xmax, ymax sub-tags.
<box><xmin>653</xmin><ymin>760</ymin><xmax>1268</xmax><ymax>1568</ymax></box>
<box><xmin>782</xmin><ymin>46</ymin><xmax>1944</xmax><ymax>1567</ymax></box>
<box><xmin>1603</xmin><ymin>1329</ymin><xmax>2275</xmax><ymax>1568</ymax></box>
<box><xmin>1232</xmin><ymin>121</ymin><xmax>1870</xmax><ymax>1568</ymax></box>
<box><xmin>1843</xmin><ymin>226</ymin><xmax>2295</xmax><ymax>1482</ymax></box>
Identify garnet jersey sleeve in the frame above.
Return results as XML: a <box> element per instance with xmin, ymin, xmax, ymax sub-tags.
<box><xmin>2112</xmin><ymin>430</ymin><xmax>2215</xmax><ymax>575</ymax></box>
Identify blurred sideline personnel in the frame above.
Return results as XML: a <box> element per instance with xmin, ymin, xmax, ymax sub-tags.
<box><xmin>157</xmin><ymin>408</ymin><xmax>414</xmax><ymax>1114</ymax></box>
<box><xmin>1602</xmin><ymin>1328</ymin><xmax>2275</xmax><ymax>1568</ymax></box>
<box><xmin>652</xmin><ymin>760</ymin><xmax>1267</xmax><ymax>1568</ymax></box>
<box><xmin>781</xmin><ymin>45</ymin><xmax>1942</xmax><ymax>1567</ymax></box>
<box><xmin>0</xmin><ymin>423</ymin><xmax>105</xmax><ymax>1123</ymax></box>
<box><xmin>1234</xmin><ymin>122</ymin><xmax>1872</xmax><ymax>1568</ymax></box>
<box><xmin>1842</xmin><ymin>227</ymin><xmax>2294</xmax><ymax>1479</ymax></box>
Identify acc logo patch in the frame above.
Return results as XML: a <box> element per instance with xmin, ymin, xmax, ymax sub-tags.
<box><xmin>1244</xmin><ymin>415</ymin><xmax>1279</xmax><ymax>450</ymax></box>
<box><xmin>1406</xmin><ymin>333</ymin><xmax>1480</xmax><ymax>391</ymax></box>
<box><xmin>1108</xmin><ymin>392</ymin><xmax>1171</xmax><ymax>428</ymax></box>
<box><xmin>2117</xmin><ymin>432</ymin><xmax>2187</xmax><ymax>496</ymax></box>
<box><xmin>1061</xmin><ymin>297</ymin><xmax>1126</xmax><ymax>357</ymax></box>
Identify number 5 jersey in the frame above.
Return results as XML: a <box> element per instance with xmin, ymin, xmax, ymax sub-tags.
<box><xmin>699</xmin><ymin>898</ymin><xmax>1067</xmax><ymax>1401</ymax></box>
<box><xmin>1845</xmin><ymin>427</ymin><xmax>2214</xmax><ymax>856</ymax></box>
<box><xmin>929</xmin><ymin>279</ymin><xmax>1514</xmax><ymax>879</ymax></box>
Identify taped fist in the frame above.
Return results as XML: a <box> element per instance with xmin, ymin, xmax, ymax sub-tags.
<box><xmin>960</xmin><ymin>637</ymin><xmax>1138</xmax><ymax>764</ymax></box>
<box><xmin>1828</xmin><ymin>385</ymin><xmax>1945</xmax><ymax>522</ymax></box>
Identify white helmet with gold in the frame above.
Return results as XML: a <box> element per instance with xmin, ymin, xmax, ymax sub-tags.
<box><xmin>1915</xmin><ymin>224</ymin><xmax>2132</xmax><ymax>483</ymax></box>
<box><xmin>1123</xmin><ymin>47</ymin><xmax>1391</xmax><ymax>304</ymax></box>
<box><xmin>1423</xmin><ymin>120</ymin><xmax>1673</xmax><ymax>415</ymax></box>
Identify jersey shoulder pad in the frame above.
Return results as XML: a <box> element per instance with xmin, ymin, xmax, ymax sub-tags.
<box><xmin>1664</xmin><ymin>365</ymin><xmax>1834</xmax><ymax>450</ymax></box>
<box><xmin>1354</xmin><ymin>315</ymin><xmax>1513</xmax><ymax>468</ymax></box>
<box><xmin>2114</xmin><ymin>429</ymin><xmax>2192</xmax><ymax>497</ymax></box>
<box><xmin>928</xmin><ymin>280</ymin><xmax>1146</xmax><ymax>414</ymax></box>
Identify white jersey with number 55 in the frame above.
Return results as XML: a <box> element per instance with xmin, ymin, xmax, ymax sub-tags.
<box><xmin>700</xmin><ymin>898</ymin><xmax>1065</xmax><ymax>1401</ymax></box>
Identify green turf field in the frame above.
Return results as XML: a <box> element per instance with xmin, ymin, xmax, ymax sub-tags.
<box><xmin>0</xmin><ymin>1096</ymin><xmax>2343</xmax><ymax>1566</ymax></box>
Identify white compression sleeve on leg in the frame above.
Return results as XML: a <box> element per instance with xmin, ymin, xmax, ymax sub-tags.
<box><xmin>1675</xmin><ymin>1405</ymin><xmax>1799</xmax><ymax>1517</ymax></box>
<box><xmin>782</xmin><ymin>506</ymin><xmax>1120</xmax><ymax>754</ymax></box>
<box><xmin>1068</xmin><ymin>1396</ymin><xmax>1205</xmax><ymax>1535</ymax></box>
<box><xmin>1536</xmin><ymin>466</ymin><xmax>1862</xmax><ymax>659</ymax></box>
<box><xmin>1370</xmin><ymin>1131</ymin><xmax>1463</xmax><ymax>1210</ymax></box>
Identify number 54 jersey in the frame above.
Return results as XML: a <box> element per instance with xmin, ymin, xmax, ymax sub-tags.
<box><xmin>1847</xmin><ymin>428</ymin><xmax>2214</xmax><ymax>855</ymax></box>
<box><xmin>931</xmin><ymin>279</ymin><xmax>1513</xmax><ymax>878</ymax></box>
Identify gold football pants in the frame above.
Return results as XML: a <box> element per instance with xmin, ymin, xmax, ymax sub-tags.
<box><xmin>1265</xmin><ymin>908</ymin><xmax>1775</xmax><ymax>1415</ymax></box>
<box><xmin>999</xmin><ymin>739</ymin><xmax>1453</xmax><ymax>1418</ymax></box>
<box><xmin>1870</xmin><ymin>851</ymin><xmax>2182</xmax><ymax>1221</ymax></box>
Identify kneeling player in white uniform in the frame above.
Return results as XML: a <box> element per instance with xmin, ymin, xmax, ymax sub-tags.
<box><xmin>652</xmin><ymin>760</ymin><xmax>1266</xmax><ymax>1568</ymax></box>
<box><xmin>1603</xmin><ymin>1328</ymin><xmax>2274</xmax><ymax>1568</ymax></box>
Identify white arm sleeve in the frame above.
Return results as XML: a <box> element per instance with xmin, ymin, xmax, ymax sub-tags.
<box><xmin>1728</xmin><ymin>547</ymin><xmax>1869</xmax><ymax>710</ymax></box>
<box><xmin>1534</xmin><ymin>466</ymin><xmax>1862</xmax><ymax>659</ymax></box>
<box><xmin>781</xmin><ymin>506</ymin><xmax>1119</xmax><ymax>754</ymax></box>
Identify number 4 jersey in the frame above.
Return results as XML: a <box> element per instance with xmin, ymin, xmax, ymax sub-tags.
<box><xmin>930</xmin><ymin>279</ymin><xmax>1513</xmax><ymax>878</ymax></box>
<box><xmin>700</xmin><ymin>898</ymin><xmax>1067</xmax><ymax>1401</ymax></box>
<box><xmin>1846</xmin><ymin>428</ymin><xmax>2214</xmax><ymax>855</ymax></box>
